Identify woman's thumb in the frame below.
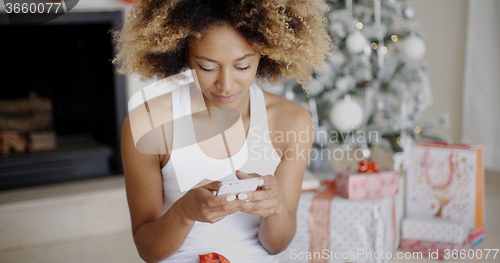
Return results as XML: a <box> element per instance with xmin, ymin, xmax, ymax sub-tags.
<box><xmin>235</xmin><ymin>170</ymin><xmax>251</xmax><ymax>179</ymax></box>
<box><xmin>200</xmin><ymin>180</ymin><xmax>221</xmax><ymax>191</ymax></box>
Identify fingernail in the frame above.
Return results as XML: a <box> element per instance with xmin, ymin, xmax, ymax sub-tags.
<box><xmin>259</xmin><ymin>179</ymin><xmax>264</xmax><ymax>186</ymax></box>
<box><xmin>238</xmin><ymin>193</ymin><xmax>248</xmax><ymax>200</ymax></box>
<box><xmin>226</xmin><ymin>194</ymin><xmax>236</xmax><ymax>202</ymax></box>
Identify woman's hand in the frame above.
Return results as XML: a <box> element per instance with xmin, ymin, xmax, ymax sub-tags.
<box><xmin>235</xmin><ymin>170</ymin><xmax>287</xmax><ymax>217</ymax></box>
<box><xmin>178</xmin><ymin>179</ymin><xmax>246</xmax><ymax>224</ymax></box>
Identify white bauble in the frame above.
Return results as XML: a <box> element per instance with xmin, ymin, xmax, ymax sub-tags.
<box><xmin>403</xmin><ymin>6</ymin><xmax>416</xmax><ymax>19</ymax></box>
<box><xmin>329</xmin><ymin>96</ymin><xmax>364</xmax><ymax>132</ymax></box>
<box><xmin>285</xmin><ymin>89</ymin><xmax>294</xmax><ymax>100</ymax></box>
<box><xmin>329</xmin><ymin>22</ymin><xmax>346</xmax><ymax>38</ymax></box>
<box><xmin>361</xmin><ymin>146</ymin><xmax>372</xmax><ymax>159</ymax></box>
<box><xmin>345</xmin><ymin>31</ymin><xmax>368</xmax><ymax>54</ymax></box>
<box><xmin>335</xmin><ymin>76</ymin><xmax>354</xmax><ymax>92</ymax></box>
<box><xmin>329</xmin><ymin>51</ymin><xmax>346</xmax><ymax>67</ymax></box>
<box><xmin>401</xmin><ymin>36</ymin><xmax>426</xmax><ymax>61</ymax></box>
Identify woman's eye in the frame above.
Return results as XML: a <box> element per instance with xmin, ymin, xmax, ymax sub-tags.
<box><xmin>199</xmin><ymin>65</ymin><xmax>215</xmax><ymax>71</ymax></box>
<box><xmin>237</xmin><ymin>65</ymin><xmax>251</xmax><ymax>70</ymax></box>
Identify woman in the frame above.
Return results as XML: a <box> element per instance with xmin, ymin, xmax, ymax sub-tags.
<box><xmin>112</xmin><ymin>0</ymin><xmax>332</xmax><ymax>262</ymax></box>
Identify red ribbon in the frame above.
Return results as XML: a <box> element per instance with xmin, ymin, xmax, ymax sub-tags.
<box><xmin>357</xmin><ymin>160</ymin><xmax>381</xmax><ymax>173</ymax></box>
<box><xmin>199</xmin><ymin>252</ymin><xmax>230</xmax><ymax>263</ymax></box>
<box><xmin>320</xmin><ymin>179</ymin><xmax>335</xmax><ymax>187</ymax></box>
<box><xmin>309</xmin><ymin>182</ymin><xmax>336</xmax><ymax>263</ymax></box>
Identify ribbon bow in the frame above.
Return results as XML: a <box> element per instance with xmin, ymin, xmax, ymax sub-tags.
<box><xmin>357</xmin><ymin>160</ymin><xmax>380</xmax><ymax>173</ymax></box>
<box><xmin>199</xmin><ymin>252</ymin><xmax>230</xmax><ymax>263</ymax></box>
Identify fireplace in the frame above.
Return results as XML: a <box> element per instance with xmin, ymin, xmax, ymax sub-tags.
<box><xmin>0</xmin><ymin>11</ymin><xmax>127</xmax><ymax>190</ymax></box>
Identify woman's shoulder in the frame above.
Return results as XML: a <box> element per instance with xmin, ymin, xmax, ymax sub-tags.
<box><xmin>262</xmin><ymin>90</ymin><xmax>313</xmax><ymax>135</ymax></box>
<box><xmin>123</xmin><ymin>91</ymin><xmax>174</xmax><ymax>167</ymax></box>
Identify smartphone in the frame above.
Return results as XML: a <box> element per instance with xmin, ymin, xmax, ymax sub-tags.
<box><xmin>216</xmin><ymin>177</ymin><xmax>260</xmax><ymax>196</ymax></box>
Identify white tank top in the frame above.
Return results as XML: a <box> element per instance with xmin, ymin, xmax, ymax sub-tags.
<box><xmin>160</xmin><ymin>81</ymin><xmax>281</xmax><ymax>263</ymax></box>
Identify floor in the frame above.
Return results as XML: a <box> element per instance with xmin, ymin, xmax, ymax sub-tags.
<box><xmin>0</xmin><ymin>170</ymin><xmax>498</xmax><ymax>263</ymax></box>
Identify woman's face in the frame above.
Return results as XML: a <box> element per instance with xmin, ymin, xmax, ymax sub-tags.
<box><xmin>187</xmin><ymin>24</ymin><xmax>261</xmax><ymax>108</ymax></box>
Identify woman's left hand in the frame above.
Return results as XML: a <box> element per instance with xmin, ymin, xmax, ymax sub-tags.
<box><xmin>234</xmin><ymin>170</ymin><xmax>287</xmax><ymax>217</ymax></box>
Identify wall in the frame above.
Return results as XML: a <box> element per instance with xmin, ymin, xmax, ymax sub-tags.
<box><xmin>411</xmin><ymin>0</ymin><xmax>469</xmax><ymax>143</ymax></box>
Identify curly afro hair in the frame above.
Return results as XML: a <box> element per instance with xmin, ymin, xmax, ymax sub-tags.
<box><xmin>111</xmin><ymin>0</ymin><xmax>333</xmax><ymax>92</ymax></box>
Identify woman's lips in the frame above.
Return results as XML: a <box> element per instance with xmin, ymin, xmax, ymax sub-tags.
<box><xmin>213</xmin><ymin>93</ymin><xmax>237</xmax><ymax>103</ymax></box>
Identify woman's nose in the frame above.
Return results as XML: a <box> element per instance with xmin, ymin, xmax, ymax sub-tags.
<box><xmin>217</xmin><ymin>68</ymin><xmax>234</xmax><ymax>93</ymax></box>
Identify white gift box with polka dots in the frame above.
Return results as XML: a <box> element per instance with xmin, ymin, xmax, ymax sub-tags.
<box><xmin>276</xmin><ymin>177</ymin><xmax>404</xmax><ymax>263</ymax></box>
<box><xmin>401</xmin><ymin>217</ymin><xmax>469</xmax><ymax>244</ymax></box>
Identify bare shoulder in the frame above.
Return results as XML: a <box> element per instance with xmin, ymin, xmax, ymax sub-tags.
<box><xmin>262</xmin><ymin>90</ymin><xmax>313</xmax><ymax>134</ymax></box>
<box><xmin>123</xmin><ymin>92</ymin><xmax>173</xmax><ymax>168</ymax></box>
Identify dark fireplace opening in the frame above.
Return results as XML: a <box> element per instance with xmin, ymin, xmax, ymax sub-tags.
<box><xmin>0</xmin><ymin>11</ymin><xmax>127</xmax><ymax>191</ymax></box>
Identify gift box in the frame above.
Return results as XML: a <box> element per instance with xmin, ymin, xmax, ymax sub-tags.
<box><xmin>401</xmin><ymin>217</ymin><xmax>469</xmax><ymax>244</ymax></box>
<box><xmin>400</xmin><ymin>235</ymin><xmax>473</xmax><ymax>260</ymax></box>
<box><xmin>405</xmin><ymin>141</ymin><xmax>485</xmax><ymax>246</ymax></box>
<box><xmin>276</xmin><ymin>176</ymin><xmax>404</xmax><ymax>263</ymax></box>
<box><xmin>335</xmin><ymin>160</ymin><xmax>399</xmax><ymax>200</ymax></box>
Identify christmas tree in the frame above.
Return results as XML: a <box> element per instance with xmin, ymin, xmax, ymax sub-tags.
<box><xmin>269</xmin><ymin>0</ymin><xmax>449</xmax><ymax>159</ymax></box>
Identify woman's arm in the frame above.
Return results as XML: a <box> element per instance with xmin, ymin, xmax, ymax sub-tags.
<box><xmin>259</xmin><ymin>107</ymin><xmax>313</xmax><ymax>254</ymax></box>
<box><xmin>121</xmin><ymin>116</ymin><xmax>246</xmax><ymax>262</ymax></box>
<box><xmin>236</xmin><ymin>104</ymin><xmax>314</xmax><ymax>254</ymax></box>
<box><xmin>121</xmin><ymin>115</ymin><xmax>194</xmax><ymax>262</ymax></box>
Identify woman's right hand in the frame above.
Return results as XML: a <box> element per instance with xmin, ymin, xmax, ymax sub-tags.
<box><xmin>177</xmin><ymin>180</ymin><xmax>246</xmax><ymax>224</ymax></box>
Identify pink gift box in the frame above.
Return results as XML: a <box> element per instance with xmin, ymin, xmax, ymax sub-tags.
<box><xmin>335</xmin><ymin>170</ymin><xmax>399</xmax><ymax>200</ymax></box>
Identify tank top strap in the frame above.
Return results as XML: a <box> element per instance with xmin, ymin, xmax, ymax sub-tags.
<box><xmin>249</xmin><ymin>83</ymin><xmax>270</xmax><ymax>135</ymax></box>
<box><xmin>171</xmin><ymin>83</ymin><xmax>191</xmax><ymax>119</ymax></box>
<box><xmin>171</xmin><ymin>83</ymin><xmax>197</xmax><ymax>152</ymax></box>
